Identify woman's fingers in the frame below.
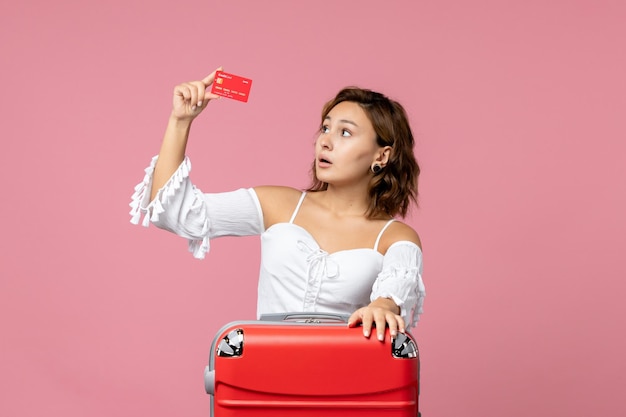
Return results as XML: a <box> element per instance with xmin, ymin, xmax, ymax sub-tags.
<box><xmin>174</xmin><ymin>83</ymin><xmax>198</xmax><ymax>107</ymax></box>
<box><xmin>172</xmin><ymin>69</ymin><xmax>224</xmax><ymax>119</ymax></box>
<box><xmin>396</xmin><ymin>315</ymin><xmax>406</xmax><ymax>335</ymax></box>
<box><xmin>201</xmin><ymin>67</ymin><xmax>224</xmax><ymax>103</ymax></box>
<box><xmin>360</xmin><ymin>309</ymin><xmax>373</xmax><ymax>338</ymax></box>
<box><xmin>373</xmin><ymin>312</ymin><xmax>387</xmax><ymax>341</ymax></box>
<box><xmin>348</xmin><ymin>307</ymin><xmax>374</xmax><ymax>337</ymax></box>
<box><xmin>347</xmin><ymin>310</ymin><xmax>361</xmax><ymax>328</ymax></box>
<box><xmin>174</xmin><ymin>83</ymin><xmax>190</xmax><ymax>102</ymax></box>
<box><xmin>201</xmin><ymin>66</ymin><xmax>223</xmax><ymax>86</ymax></box>
<box><xmin>349</xmin><ymin>306</ymin><xmax>405</xmax><ymax>342</ymax></box>
<box><xmin>188</xmin><ymin>82</ymin><xmax>201</xmax><ymax>109</ymax></box>
<box><xmin>380</xmin><ymin>312</ymin><xmax>406</xmax><ymax>342</ymax></box>
<box><xmin>385</xmin><ymin>312</ymin><xmax>398</xmax><ymax>340</ymax></box>
<box><xmin>200</xmin><ymin>66</ymin><xmax>224</xmax><ymax>104</ymax></box>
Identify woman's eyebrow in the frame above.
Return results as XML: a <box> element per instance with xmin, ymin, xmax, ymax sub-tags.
<box><xmin>324</xmin><ymin>115</ymin><xmax>359</xmax><ymax>127</ymax></box>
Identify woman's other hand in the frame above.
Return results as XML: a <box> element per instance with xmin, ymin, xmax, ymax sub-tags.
<box><xmin>348</xmin><ymin>298</ymin><xmax>405</xmax><ymax>342</ymax></box>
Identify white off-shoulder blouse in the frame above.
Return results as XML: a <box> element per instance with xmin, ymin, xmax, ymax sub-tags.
<box><xmin>130</xmin><ymin>156</ymin><xmax>425</xmax><ymax>327</ymax></box>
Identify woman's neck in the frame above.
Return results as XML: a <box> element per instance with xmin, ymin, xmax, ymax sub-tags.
<box><xmin>317</xmin><ymin>184</ymin><xmax>371</xmax><ymax>217</ymax></box>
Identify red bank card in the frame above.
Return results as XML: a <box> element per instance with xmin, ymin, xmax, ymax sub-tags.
<box><xmin>211</xmin><ymin>71</ymin><xmax>253</xmax><ymax>102</ymax></box>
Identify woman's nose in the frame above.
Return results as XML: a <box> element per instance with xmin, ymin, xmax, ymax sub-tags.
<box><xmin>318</xmin><ymin>132</ymin><xmax>332</xmax><ymax>149</ymax></box>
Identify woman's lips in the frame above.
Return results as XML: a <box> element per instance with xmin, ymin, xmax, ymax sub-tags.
<box><xmin>318</xmin><ymin>156</ymin><xmax>332</xmax><ymax>168</ymax></box>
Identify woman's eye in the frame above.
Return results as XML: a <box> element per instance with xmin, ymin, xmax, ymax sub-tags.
<box><xmin>341</xmin><ymin>129</ymin><xmax>352</xmax><ymax>137</ymax></box>
<box><xmin>321</xmin><ymin>125</ymin><xmax>330</xmax><ymax>133</ymax></box>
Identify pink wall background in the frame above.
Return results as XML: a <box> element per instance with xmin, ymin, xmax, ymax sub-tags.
<box><xmin>1</xmin><ymin>1</ymin><xmax>625</xmax><ymax>416</ymax></box>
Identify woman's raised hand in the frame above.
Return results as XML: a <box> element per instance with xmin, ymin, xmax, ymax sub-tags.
<box><xmin>149</xmin><ymin>67</ymin><xmax>224</xmax><ymax>201</ymax></box>
<box><xmin>171</xmin><ymin>67</ymin><xmax>223</xmax><ymax>121</ymax></box>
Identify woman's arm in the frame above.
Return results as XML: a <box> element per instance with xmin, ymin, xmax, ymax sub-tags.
<box><xmin>131</xmin><ymin>68</ymin><xmax>269</xmax><ymax>258</ymax></box>
<box><xmin>348</xmin><ymin>222</ymin><xmax>424</xmax><ymax>342</ymax></box>
<box><xmin>150</xmin><ymin>68</ymin><xmax>223</xmax><ymax>201</ymax></box>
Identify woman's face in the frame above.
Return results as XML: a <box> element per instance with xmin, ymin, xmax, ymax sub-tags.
<box><xmin>314</xmin><ymin>101</ymin><xmax>383</xmax><ymax>187</ymax></box>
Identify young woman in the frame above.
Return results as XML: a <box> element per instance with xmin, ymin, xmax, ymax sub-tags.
<box><xmin>130</xmin><ymin>67</ymin><xmax>425</xmax><ymax>342</ymax></box>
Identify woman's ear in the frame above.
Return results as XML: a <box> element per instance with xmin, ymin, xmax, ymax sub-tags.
<box><xmin>375</xmin><ymin>146</ymin><xmax>393</xmax><ymax>167</ymax></box>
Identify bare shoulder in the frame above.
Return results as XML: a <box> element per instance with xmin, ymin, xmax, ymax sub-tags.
<box><xmin>379</xmin><ymin>220</ymin><xmax>422</xmax><ymax>254</ymax></box>
<box><xmin>253</xmin><ymin>186</ymin><xmax>304</xmax><ymax>228</ymax></box>
<box><xmin>253</xmin><ymin>185</ymin><xmax>303</xmax><ymax>201</ymax></box>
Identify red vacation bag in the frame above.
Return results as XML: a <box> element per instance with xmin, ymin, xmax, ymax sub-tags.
<box><xmin>204</xmin><ymin>313</ymin><xmax>420</xmax><ymax>416</ymax></box>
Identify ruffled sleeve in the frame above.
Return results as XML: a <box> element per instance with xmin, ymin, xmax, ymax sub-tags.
<box><xmin>129</xmin><ymin>155</ymin><xmax>264</xmax><ymax>259</ymax></box>
<box><xmin>370</xmin><ymin>241</ymin><xmax>425</xmax><ymax>328</ymax></box>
